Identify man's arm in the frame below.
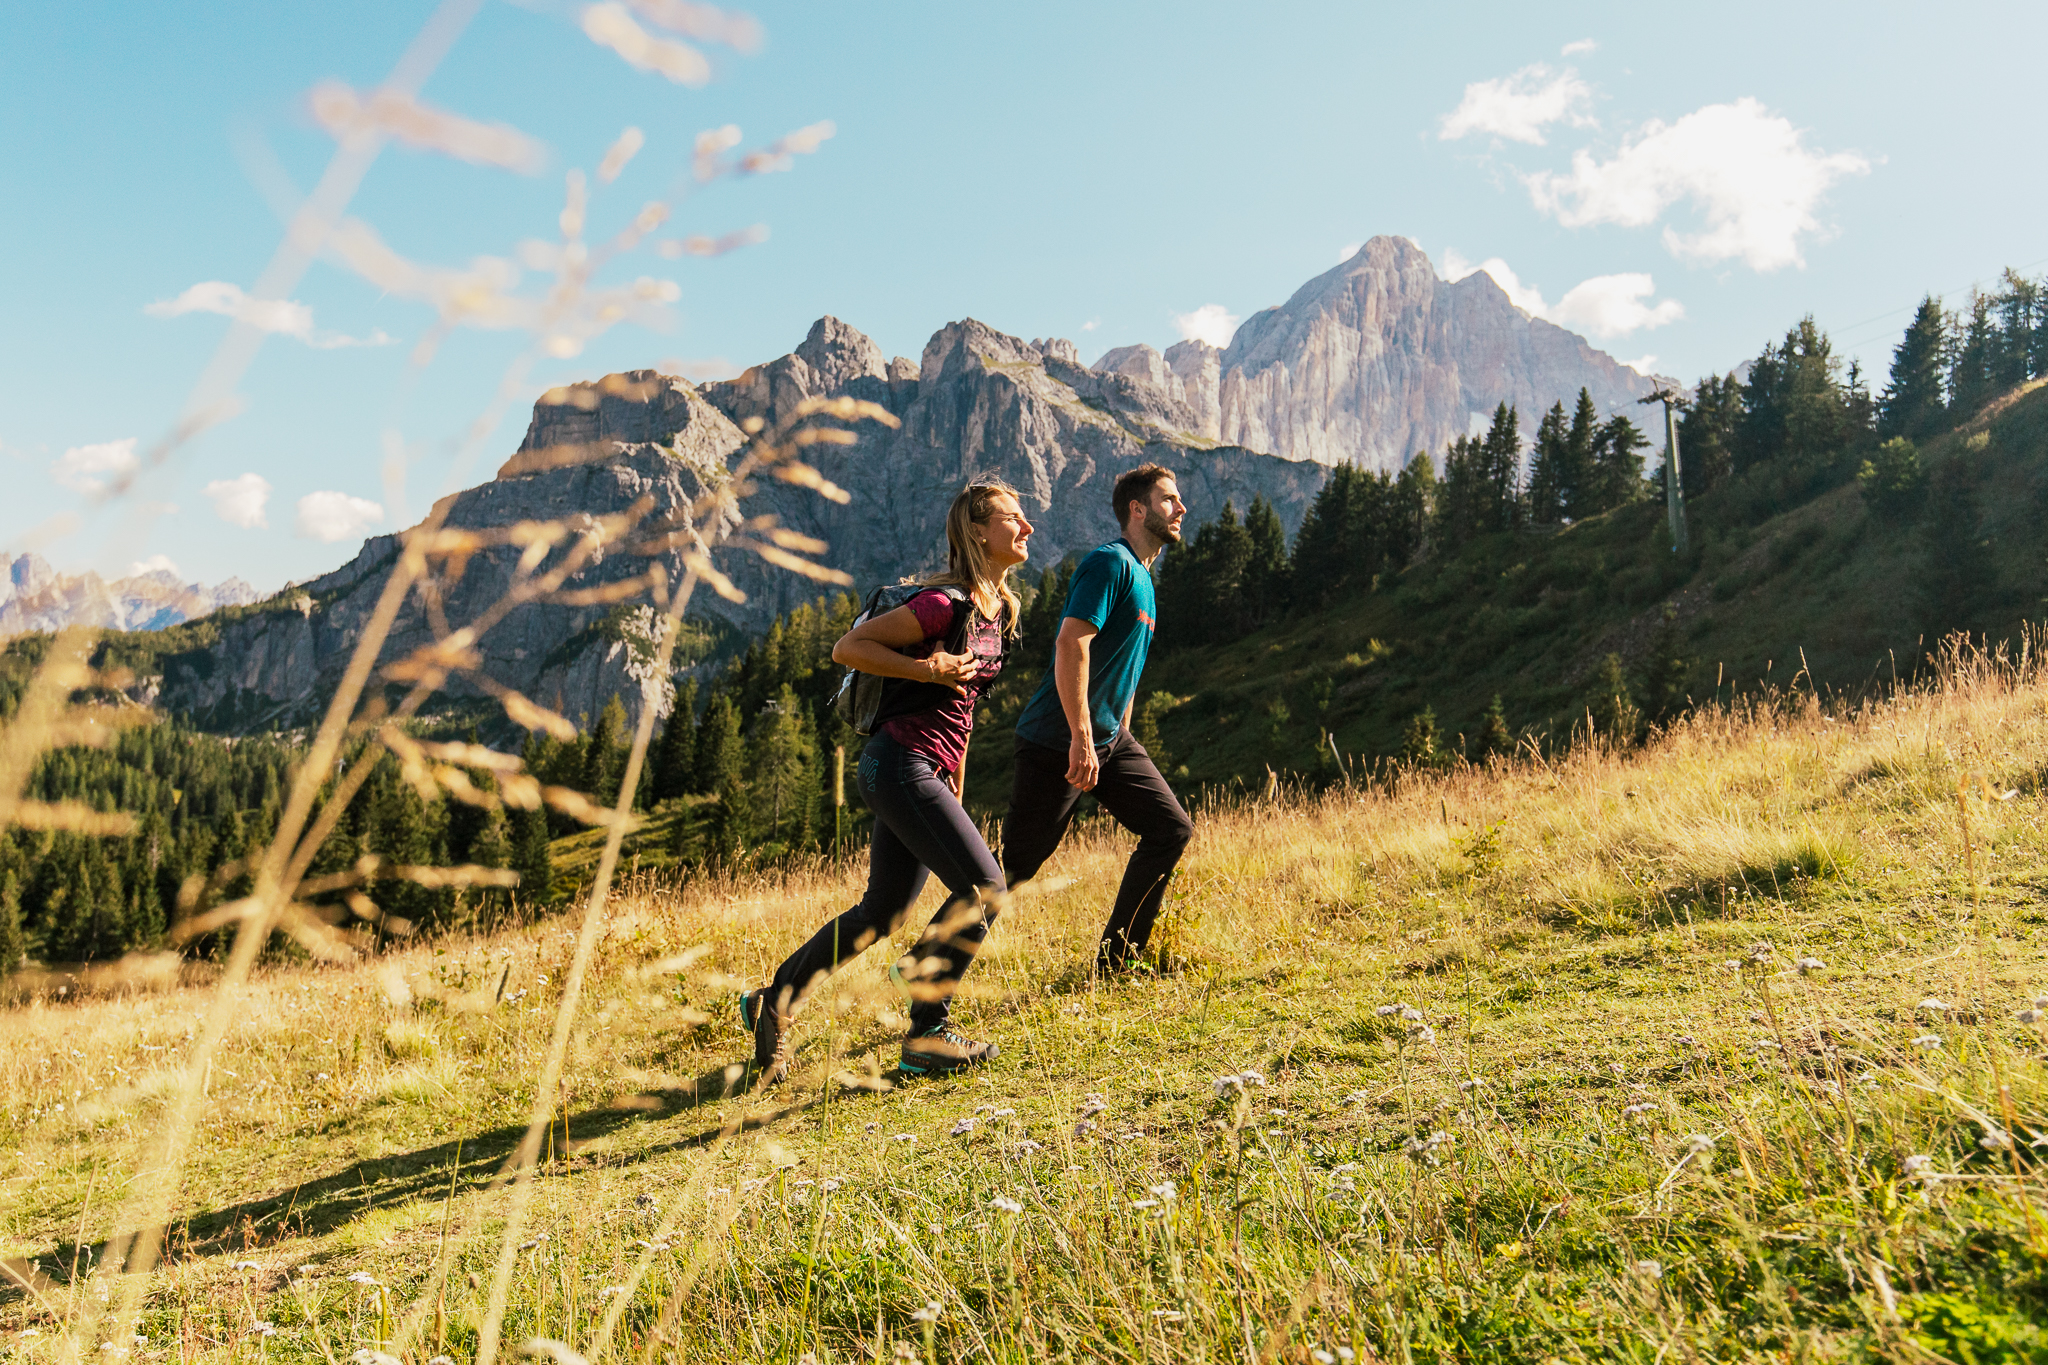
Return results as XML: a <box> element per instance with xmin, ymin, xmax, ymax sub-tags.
<box><xmin>1053</xmin><ymin>616</ymin><xmax>1100</xmax><ymax>791</ymax></box>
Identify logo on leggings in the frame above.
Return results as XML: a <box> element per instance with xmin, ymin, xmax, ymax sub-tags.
<box><xmin>859</xmin><ymin>751</ymin><xmax>879</xmax><ymax>793</ymax></box>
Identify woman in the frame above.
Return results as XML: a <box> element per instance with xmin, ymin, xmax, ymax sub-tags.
<box><xmin>742</xmin><ymin>479</ymin><xmax>1034</xmax><ymax>1080</ymax></box>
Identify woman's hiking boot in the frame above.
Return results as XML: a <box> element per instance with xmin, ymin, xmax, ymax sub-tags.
<box><xmin>900</xmin><ymin>1024</ymin><xmax>998</xmax><ymax>1076</ymax></box>
<box><xmin>739</xmin><ymin>988</ymin><xmax>788</xmax><ymax>1084</ymax></box>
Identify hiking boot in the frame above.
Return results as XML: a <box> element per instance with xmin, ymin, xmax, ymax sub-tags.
<box><xmin>739</xmin><ymin>988</ymin><xmax>787</xmax><ymax>1083</ymax></box>
<box><xmin>900</xmin><ymin>1024</ymin><xmax>998</xmax><ymax>1076</ymax></box>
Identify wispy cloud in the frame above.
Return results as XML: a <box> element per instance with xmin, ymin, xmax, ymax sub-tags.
<box><xmin>1441</xmin><ymin>250</ymin><xmax>1682</xmax><ymax>339</ymax></box>
<box><xmin>127</xmin><ymin>554</ymin><xmax>180</xmax><ymax>579</ymax></box>
<box><xmin>204</xmin><ymin>472</ymin><xmax>273</xmax><ymax>529</ymax></box>
<box><xmin>1561</xmin><ymin>38</ymin><xmax>1597</xmax><ymax>56</ymax></box>
<box><xmin>1337</xmin><ymin>241</ymin><xmax>1363</xmax><ymax>262</ymax></box>
<box><xmin>1523</xmin><ymin>98</ymin><xmax>1871</xmax><ymax>271</ymax></box>
<box><xmin>146</xmin><ymin>281</ymin><xmax>396</xmax><ymax>349</ymax></box>
<box><xmin>295</xmin><ymin>491</ymin><xmax>384</xmax><ymax>543</ymax></box>
<box><xmin>1172</xmin><ymin>304</ymin><xmax>1240</xmax><ymax>348</ymax></box>
<box><xmin>1439</xmin><ymin>63</ymin><xmax>1595</xmax><ymax>145</ymax></box>
<box><xmin>50</xmin><ymin>438</ymin><xmax>139</xmax><ymax>494</ymax></box>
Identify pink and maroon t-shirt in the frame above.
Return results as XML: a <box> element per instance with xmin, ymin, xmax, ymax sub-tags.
<box><xmin>880</xmin><ymin>588</ymin><xmax>1006</xmax><ymax>776</ymax></box>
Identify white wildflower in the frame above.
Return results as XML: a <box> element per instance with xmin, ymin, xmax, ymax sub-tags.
<box><xmin>1313</xmin><ymin>1353</ymin><xmax>1336</xmax><ymax>1365</ymax></box>
<box><xmin>949</xmin><ymin>1118</ymin><xmax>976</xmax><ymax>1137</ymax></box>
<box><xmin>892</xmin><ymin>1132</ymin><xmax>917</xmax><ymax>1144</ymax></box>
<box><xmin>1408</xmin><ymin>1025</ymin><xmax>1436</xmax><ymax>1044</ymax></box>
<box><xmin>1796</xmin><ymin>957</ymin><xmax>1826</xmax><ymax>973</ymax></box>
<box><xmin>1400</xmin><ymin>1006</ymin><xmax>1426</xmax><ymax>1023</ymax></box>
<box><xmin>1078</xmin><ymin>1094</ymin><xmax>1109</xmax><ymax>1118</ymax></box>
<box><xmin>1374</xmin><ymin>1005</ymin><xmax>1401</xmax><ymax>1017</ymax></box>
<box><xmin>1622</xmin><ymin>1102</ymin><xmax>1657</xmax><ymax>1118</ymax></box>
<box><xmin>1917</xmin><ymin>997</ymin><xmax>1950</xmax><ymax>1013</ymax></box>
<box><xmin>346</xmin><ymin>1272</ymin><xmax>380</xmax><ymax>1286</ymax></box>
<box><xmin>1980</xmin><ymin>1126</ymin><xmax>2013</xmax><ymax>1151</ymax></box>
<box><xmin>1682</xmin><ymin>1134</ymin><xmax>1716</xmax><ymax>1154</ymax></box>
<box><xmin>989</xmin><ymin>1196</ymin><xmax>1023</xmax><ymax>1213</ymax></box>
<box><xmin>1903</xmin><ymin>1155</ymin><xmax>1939</xmax><ymax>1183</ymax></box>
<box><xmin>1015</xmin><ymin>1140</ymin><xmax>1043</xmax><ymax>1153</ymax></box>
<box><xmin>1342</xmin><ymin>1090</ymin><xmax>1369</xmax><ymax>1104</ymax></box>
<box><xmin>352</xmin><ymin>1352</ymin><xmax>401</xmax><ymax>1365</ymax></box>
<box><xmin>1131</xmin><ymin>1199</ymin><xmax>1159</xmax><ymax>1210</ymax></box>
<box><xmin>250</xmin><ymin>1322</ymin><xmax>276</xmax><ymax>1339</ymax></box>
<box><xmin>1150</xmin><ymin>1309</ymin><xmax>1185</xmax><ymax>1321</ymax></box>
<box><xmin>1911</xmin><ymin>1034</ymin><xmax>1942</xmax><ymax>1049</ymax></box>
<box><xmin>231</xmin><ymin>1260</ymin><xmax>261</xmax><ymax>1272</ymax></box>
<box><xmin>1458</xmin><ymin>1078</ymin><xmax>1486</xmax><ymax>1092</ymax></box>
<box><xmin>1074</xmin><ymin>1119</ymin><xmax>1098</xmax><ymax>1136</ymax></box>
<box><xmin>428</xmin><ymin>1358</ymin><xmax>455</xmax><ymax>1365</ymax></box>
<box><xmin>910</xmin><ymin>1301</ymin><xmax>942</xmax><ymax>1323</ymax></box>
<box><xmin>990</xmin><ymin>1107</ymin><xmax>1015</xmax><ymax>1118</ymax></box>
<box><xmin>1149</xmin><ymin>1181</ymin><xmax>1177</xmax><ymax>1201</ymax></box>
<box><xmin>820</xmin><ymin>1178</ymin><xmax>842</xmax><ymax>1193</ymax></box>
<box><xmin>1634</xmin><ymin>1259</ymin><xmax>1664</xmax><ymax>1279</ymax></box>
<box><xmin>598</xmin><ymin>1285</ymin><xmax>628</xmax><ymax>1300</ymax></box>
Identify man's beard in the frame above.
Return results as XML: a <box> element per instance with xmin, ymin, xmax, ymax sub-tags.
<box><xmin>1143</xmin><ymin>506</ymin><xmax>1181</xmax><ymax>544</ymax></box>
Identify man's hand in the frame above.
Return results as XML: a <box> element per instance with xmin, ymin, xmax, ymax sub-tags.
<box><xmin>1066</xmin><ymin>733</ymin><xmax>1100</xmax><ymax>791</ymax></box>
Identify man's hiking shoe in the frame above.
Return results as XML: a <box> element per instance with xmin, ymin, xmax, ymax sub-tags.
<box><xmin>739</xmin><ymin>988</ymin><xmax>787</xmax><ymax>1083</ymax></box>
<box><xmin>900</xmin><ymin>1025</ymin><xmax>998</xmax><ymax>1076</ymax></box>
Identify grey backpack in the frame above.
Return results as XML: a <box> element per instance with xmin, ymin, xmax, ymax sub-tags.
<box><xmin>830</xmin><ymin>583</ymin><xmax>978</xmax><ymax>736</ymax></box>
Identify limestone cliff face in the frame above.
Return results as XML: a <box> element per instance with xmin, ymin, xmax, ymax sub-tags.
<box><xmin>157</xmin><ymin>325</ymin><xmax>1326</xmax><ymax>734</ymax></box>
<box><xmin>160</xmin><ymin>376</ymin><xmax>746</xmax><ymax>732</ymax></box>
<box><xmin>1211</xmin><ymin>236</ymin><xmax>1650</xmax><ymax>470</ymax></box>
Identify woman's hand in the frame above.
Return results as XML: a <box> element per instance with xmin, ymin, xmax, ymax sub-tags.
<box><xmin>923</xmin><ymin>649</ymin><xmax>980</xmax><ymax>694</ymax></box>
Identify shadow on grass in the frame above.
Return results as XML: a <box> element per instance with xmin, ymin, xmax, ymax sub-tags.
<box><xmin>7</xmin><ymin>1050</ymin><xmax>906</xmax><ymax>1301</ymax></box>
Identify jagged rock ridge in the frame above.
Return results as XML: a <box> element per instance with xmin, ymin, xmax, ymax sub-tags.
<box><xmin>0</xmin><ymin>553</ymin><xmax>259</xmax><ymax>640</ymax></box>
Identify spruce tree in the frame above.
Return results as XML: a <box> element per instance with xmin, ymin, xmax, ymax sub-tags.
<box><xmin>1391</xmin><ymin>454</ymin><xmax>1435</xmax><ymax>565</ymax></box>
<box><xmin>692</xmin><ymin>694</ymin><xmax>742</xmax><ymax>796</ymax></box>
<box><xmin>1588</xmin><ymin>416</ymin><xmax>1650</xmax><ymax>512</ymax></box>
<box><xmin>582</xmin><ymin>695</ymin><xmax>629</xmax><ymax>803</ymax></box>
<box><xmin>1589</xmin><ymin>654</ymin><xmax>1641</xmax><ymax>746</ymax></box>
<box><xmin>1638</xmin><ymin>607</ymin><xmax>1690</xmax><ymax>725</ymax></box>
<box><xmin>510</xmin><ymin>804</ymin><xmax>554</xmax><ymax>909</ymax></box>
<box><xmin>1479</xmin><ymin>402</ymin><xmax>1523</xmax><ymax>531</ymax></box>
<box><xmin>1400</xmin><ymin>707</ymin><xmax>1440</xmax><ymax>769</ymax></box>
<box><xmin>1471</xmin><ymin>696</ymin><xmax>1514</xmax><ymax>762</ymax></box>
<box><xmin>1562</xmin><ymin>389</ymin><xmax>1600</xmax><ymax>520</ymax></box>
<box><xmin>0</xmin><ymin>870</ymin><xmax>25</xmax><ymax>974</ymax></box>
<box><xmin>1857</xmin><ymin>437</ymin><xmax>1926</xmax><ymax>522</ymax></box>
<box><xmin>1241</xmin><ymin>495</ymin><xmax>1289</xmax><ymax>623</ymax></box>
<box><xmin>1433</xmin><ymin>436</ymin><xmax>1488</xmax><ymax>552</ymax></box>
<box><xmin>1525</xmin><ymin>402</ymin><xmax>1569</xmax><ymax>523</ymax></box>
<box><xmin>1880</xmin><ymin>297</ymin><xmax>1947</xmax><ymax>439</ymax></box>
<box><xmin>748</xmin><ymin>686</ymin><xmax>821</xmax><ymax>851</ymax></box>
<box><xmin>1678</xmin><ymin>373</ymin><xmax>1740</xmax><ymax>496</ymax></box>
<box><xmin>1920</xmin><ymin>456</ymin><xmax>1993</xmax><ymax>633</ymax></box>
<box><xmin>651</xmin><ymin>680</ymin><xmax>698</xmax><ymax>804</ymax></box>
<box><xmin>1948</xmin><ymin>290</ymin><xmax>1997</xmax><ymax>420</ymax></box>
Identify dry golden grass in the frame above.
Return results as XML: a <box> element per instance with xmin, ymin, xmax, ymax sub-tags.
<box><xmin>7</xmin><ymin>639</ymin><xmax>2048</xmax><ymax>1362</ymax></box>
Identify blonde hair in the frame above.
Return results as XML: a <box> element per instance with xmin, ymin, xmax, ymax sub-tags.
<box><xmin>920</xmin><ymin>478</ymin><xmax>1023</xmax><ymax>636</ymax></box>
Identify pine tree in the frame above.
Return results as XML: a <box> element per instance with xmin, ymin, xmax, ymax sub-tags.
<box><xmin>1921</xmin><ymin>456</ymin><xmax>1993</xmax><ymax>633</ymax></box>
<box><xmin>1433</xmin><ymin>436</ymin><xmax>1489</xmax><ymax>552</ymax></box>
<box><xmin>510</xmin><ymin>804</ymin><xmax>554</xmax><ymax>909</ymax></box>
<box><xmin>1391</xmin><ymin>454</ymin><xmax>1435</xmax><ymax>565</ymax></box>
<box><xmin>1589</xmin><ymin>654</ymin><xmax>1641</xmax><ymax>746</ymax></box>
<box><xmin>1562</xmin><ymin>389</ymin><xmax>1600</xmax><ymax>520</ymax></box>
<box><xmin>748</xmin><ymin>686</ymin><xmax>821</xmax><ymax>851</ymax></box>
<box><xmin>582</xmin><ymin>695</ymin><xmax>629</xmax><ymax>803</ymax></box>
<box><xmin>1857</xmin><ymin>437</ymin><xmax>1926</xmax><ymax>522</ymax></box>
<box><xmin>1241</xmin><ymin>495</ymin><xmax>1289</xmax><ymax>623</ymax></box>
<box><xmin>1880</xmin><ymin>297</ymin><xmax>1948</xmax><ymax>439</ymax></box>
<box><xmin>1400</xmin><ymin>707</ymin><xmax>1440</xmax><ymax>769</ymax></box>
<box><xmin>0</xmin><ymin>870</ymin><xmax>25</xmax><ymax>974</ymax></box>
<box><xmin>1479</xmin><ymin>402</ymin><xmax>1523</xmax><ymax>531</ymax></box>
<box><xmin>1991</xmin><ymin>268</ymin><xmax>2039</xmax><ymax>388</ymax></box>
<box><xmin>651</xmin><ymin>680</ymin><xmax>698</xmax><ymax>803</ymax></box>
<box><xmin>1587</xmin><ymin>416</ymin><xmax>1649</xmax><ymax>513</ymax></box>
<box><xmin>1471</xmin><ymin>696</ymin><xmax>1513</xmax><ymax>762</ymax></box>
<box><xmin>1638</xmin><ymin>607</ymin><xmax>1690</xmax><ymax>725</ymax></box>
<box><xmin>1525</xmin><ymin>402</ymin><xmax>1570</xmax><ymax>523</ymax></box>
<box><xmin>692</xmin><ymin>694</ymin><xmax>742</xmax><ymax>797</ymax></box>
<box><xmin>1678</xmin><ymin>373</ymin><xmax>1740</xmax><ymax>497</ymax></box>
<box><xmin>1948</xmin><ymin>290</ymin><xmax>1997</xmax><ymax>420</ymax></box>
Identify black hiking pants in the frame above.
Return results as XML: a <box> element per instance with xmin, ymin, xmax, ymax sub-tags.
<box><xmin>764</xmin><ymin>731</ymin><xmax>1003</xmax><ymax>1036</ymax></box>
<box><xmin>1003</xmin><ymin>728</ymin><xmax>1193</xmax><ymax>971</ymax></box>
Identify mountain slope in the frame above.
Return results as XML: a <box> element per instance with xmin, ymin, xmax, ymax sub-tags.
<box><xmin>0</xmin><ymin>554</ymin><xmax>257</xmax><ymax>641</ymax></box>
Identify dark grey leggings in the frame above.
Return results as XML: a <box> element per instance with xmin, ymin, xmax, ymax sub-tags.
<box><xmin>765</xmin><ymin>732</ymin><xmax>1004</xmax><ymax>1034</ymax></box>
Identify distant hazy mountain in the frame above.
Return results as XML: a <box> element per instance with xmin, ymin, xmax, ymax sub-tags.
<box><xmin>131</xmin><ymin>235</ymin><xmax>1654</xmax><ymax>733</ymax></box>
<box><xmin>1089</xmin><ymin>236</ymin><xmax>1652</xmax><ymax>470</ymax></box>
<box><xmin>0</xmin><ymin>553</ymin><xmax>258</xmax><ymax>640</ymax></box>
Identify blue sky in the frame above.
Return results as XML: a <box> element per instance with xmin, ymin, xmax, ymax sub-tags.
<box><xmin>4</xmin><ymin>0</ymin><xmax>2042</xmax><ymax>593</ymax></box>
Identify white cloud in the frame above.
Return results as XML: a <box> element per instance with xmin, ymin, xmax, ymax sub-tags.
<box><xmin>1622</xmin><ymin>355</ymin><xmax>1659</xmax><ymax>375</ymax></box>
<box><xmin>1172</xmin><ymin>304</ymin><xmax>1240</xmax><ymax>348</ymax></box>
<box><xmin>1439</xmin><ymin>63</ymin><xmax>1595</xmax><ymax>145</ymax></box>
<box><xmin>1442</xmin><ymin>250</ymin><xmax>1682</xmax><ymax>339</ymax></box>
<box><xmin>1337</xmin><ymin>241</ymin><xmax>1363</xmax><ymax>262</ymax></box>
<box><xmin>1442</xmin><ymin>250</ymin><xmax>1550</xmax><ymax>315</ymax></box>
<box><xmin>204</xmin><ymin>472</ymin><xmax>273</xmax><ymax>529</ymax></box>
<box><xmin>1081</xmin><ymin>318</ymin><xmax>1100</xmax><ymax>333</ymax></box>
<box><xmin>1561</xmin><ymin>38</ymin><xmax>1597</xmax><ymax>56</ymax></box>
<box><xmin>295</xmin><ymin>490</ymin><xmax>385</xmax><ymax>543</ymax></box>
<box><xmin>1547</xmin><ymin>273</ymin><xmax>1685</xmax><ymax>338</ymax></box>
<box><xmin>50</xmin><ymin>437</ymin><xmax>140</xmax><ymax>494</ymax></box>
<box><xmin>127</xmin><ymin>554</ymin><xmax>180</xmax><ymax>579</ymax></box>
<box><xmin>1523</xmin><ymin>98</ymin><xmax>1871</xmax><ymax>271</ymax></box>
<box><xmin>145</xmin><ymin>281</ymin><xmax>396</xmax><ymax>349</ymax></box>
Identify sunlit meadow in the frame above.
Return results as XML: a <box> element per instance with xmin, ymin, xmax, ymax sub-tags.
<box><xmin>6</xmin><ymin>638</ymin><xmax>2047</xmax><ymax>1363</ymax></box>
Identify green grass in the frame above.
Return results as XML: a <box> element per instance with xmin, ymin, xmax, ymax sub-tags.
<box><xmin>5</xmin><ymin>651</ymin><xmax>2048</xmax><ymax>1362</ymax></box>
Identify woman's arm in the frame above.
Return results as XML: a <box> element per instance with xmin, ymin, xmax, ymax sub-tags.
<box><xmin>832</xmin><ymin>603</ymin><xmax>980</xmax><ymax>693</ymax></box>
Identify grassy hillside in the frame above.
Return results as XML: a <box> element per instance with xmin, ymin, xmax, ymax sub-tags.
<box><xmin>1110</xmin><ymin>378</ymin><xmax>2048</xmax><ymax>799</ymax></box>
<box><xmin>6</xmin><ymin>643</ymin><xmax>2047</xmax><ymax>1361</ymax></box>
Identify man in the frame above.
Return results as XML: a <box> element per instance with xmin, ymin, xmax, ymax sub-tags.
<box><xmin>1005</xmin><ymin>463</ymin><xmax>1195</xmax><ymax>974</ymax></box>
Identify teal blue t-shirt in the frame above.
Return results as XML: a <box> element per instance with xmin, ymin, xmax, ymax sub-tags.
<box><xmin>1015</xmin><ymin>539</ymin><xmax>1157</xmax><ymax>753</ymax></box>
